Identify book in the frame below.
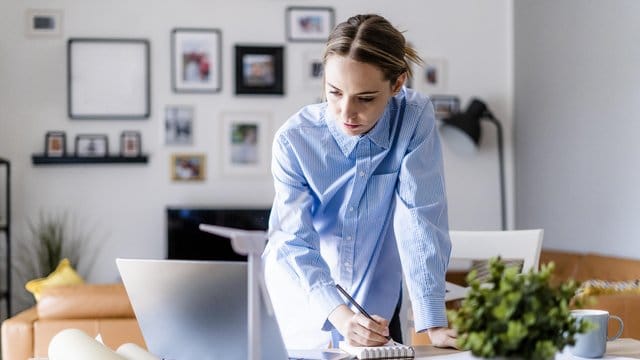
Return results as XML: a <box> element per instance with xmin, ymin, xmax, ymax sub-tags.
<box><xmin>339</xmin><ymin>340</ymin><xmax>415</xmax><ymax>359</ymax></box>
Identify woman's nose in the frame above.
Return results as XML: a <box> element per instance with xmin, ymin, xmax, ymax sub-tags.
<box><xmin>341</xmin><ymin>99</ymin><xmax>357</xmax><ymax>121</ymax></box>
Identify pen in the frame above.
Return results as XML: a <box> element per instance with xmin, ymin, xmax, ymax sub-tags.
<box><xmin>335</xmin><ymin>284</ymin><xmax>391</xmax><ymax>340</ymax></box>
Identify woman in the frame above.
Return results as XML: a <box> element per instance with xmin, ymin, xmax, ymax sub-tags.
<box><xmin>264</xmin><ymin>14</ymin><xmax>457</xmax><ymax>350</ymax></box>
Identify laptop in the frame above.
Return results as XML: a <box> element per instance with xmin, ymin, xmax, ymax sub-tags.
<box><xmin>116</xmin><ymin>258</ymin><xmax>290</xmax><ymax>360</ymax></box>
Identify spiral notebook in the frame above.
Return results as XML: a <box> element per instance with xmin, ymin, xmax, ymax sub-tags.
<box><xmin>339</xmin><ymin>340</ymin><xmax>415</xmax><ymax>359</ymax></box>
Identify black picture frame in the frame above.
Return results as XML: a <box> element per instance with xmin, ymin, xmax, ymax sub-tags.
<box><xmin>120</xmin><ymin>131</ymin><xmax>142</xmax><ymax>157</ymax></box>
<box><xmin>44</xmin><ymin>131</ymin><xmax>66</xmax><ymax>157</ymax></box>
<box><xmin>430</xmin><ymin>95</ymin><xmax>461</xmax><ymax>120</ymax></box>
<box><xmin>75</xmin><ymin>134</ymin><xmax>109</xmax><ymax>157</ymax></box>
<box><xmin>68</xmin><ymin>38</ymin><xmax>150</xmax><ymax>120</ymax></box>
<box><xmin>286</xmin><ymin>6</ymin><xmax>334</xmax><ymax>43</ymax></box>
<box><xmin>235</xmin><ymin>45</ymin><xmax>284</xmax><ymax>95</ymax></box>
<box><xmin>171</xmin><ymin>28</ymin><xmax>222</xmax><ymax>93</ymax></box>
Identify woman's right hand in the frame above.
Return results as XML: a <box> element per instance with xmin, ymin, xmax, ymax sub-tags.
<box><xmin>328</xmin><ymin>304</ymin><xmax>390</xmax><ymax>346</ymax></box>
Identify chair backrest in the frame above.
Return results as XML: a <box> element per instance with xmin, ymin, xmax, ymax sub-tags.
<box><xmin>449</xmin><ymin>229</ymin><xmax>544</xmax><ymax>271</ymax></box>
<box><xmin>402</xmin><ymin>229</ymin><xmax>544</xmax><ymax>345</ymax></box>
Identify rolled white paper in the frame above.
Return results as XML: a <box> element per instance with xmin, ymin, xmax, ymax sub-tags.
<box><xmin>116</xmin><ymin>343</ymin><xmax>161</xmax><ymax>360</ymax></box>
<box><xmin>48</xmin><ymin>328</ymin><xmax>126</xmax><ymax>360</ymax></box>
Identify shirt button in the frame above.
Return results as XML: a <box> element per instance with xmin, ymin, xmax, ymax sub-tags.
<box><xmin>346</xmin><ymin>236</ymin><xmax>352</xmax><ymax>241</ymax></box>
<box><xmin>344</xmin><ymin>262</ymin><xmax>351</xmax><ymax>268</ymax></box>
<box><xmin>359</xmin><ymin>171</ymin><xmax>365</xmax><ymax>177</ymax></box>
<box><xmin>349</xmin><ymin>207</ymin><xmax>354</xmax><ymax>212</ymax></box>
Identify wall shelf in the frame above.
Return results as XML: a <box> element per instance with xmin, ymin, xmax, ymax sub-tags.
<box><xmin>32</xmin><ymin>154</ymin><xmax>149</xmax><ymax>165</ymax></box>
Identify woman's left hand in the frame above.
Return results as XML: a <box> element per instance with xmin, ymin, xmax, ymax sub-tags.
<box><xmin>427</xmin><ymin>327</ymin><xmax>459</xmax><ymax>349</ymax></box>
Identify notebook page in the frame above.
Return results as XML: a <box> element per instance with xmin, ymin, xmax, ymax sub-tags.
<box><xmin>339</xmin><ymin>340</ymin><xmax>415</xmax><ymax>359</ymax></box>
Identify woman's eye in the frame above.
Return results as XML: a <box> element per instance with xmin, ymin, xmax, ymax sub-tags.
<box><xmin>359</xmin><ymin>97</ymin><xmax>374</xmax><ymax>103</ymax></box>
<box><xmin>329</xmin><ymin>91</ymin><xmax>341</xmax><ymax>97</ymax></box>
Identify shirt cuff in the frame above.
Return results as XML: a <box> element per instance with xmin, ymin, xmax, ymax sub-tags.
<box><xmin>412</xmin><ymin>296</ymin><xmax>448</xmax><ymax>332</ymax></box>
<box><xmin>308</xmin><ymin>283</ymin><xmax>345</xmax><ymax>331</ymax></box>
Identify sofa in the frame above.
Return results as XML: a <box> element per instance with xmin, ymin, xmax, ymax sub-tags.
<box><xmin>411</xmin><ymin>249</ymin><xmax>640</xmax><ymax>345</ymax></box>
<box><xmin>1</xmin><ymin>283</ymin><xmax>145</xmax><ymax>360</ymax></box>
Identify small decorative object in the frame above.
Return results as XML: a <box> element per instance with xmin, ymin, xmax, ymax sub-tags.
<box><xmin>165</xmin><ymin>105</ymin><xmax>194</xmax><ymax>145</ymax></box>
<box><xmin>221</xmin><ymin>112</ymin><xmax>270</xmax><ymax>175</ymax></box>
<box><xmin>44</xmin><ymin>131</ymin><xmax>66</xmax><ymax>157</ymax></box>
<box><xmin>430</xmin><ymin>95</ymin><xmax>460</xmax><ymax>120</ymax></box>
<box><xmin>75</xmin><ymin>134</ymin><xmax>108</xmax><ymax>157</ymax></box>
<box><xmin>235</xmin><ymin>45</ymin><xmax>284</xmax><ymax>95</ymax></box>
<box><xmin>25</xmin><ymin>9</ymin><xmax>63</xmax><ymax>38</ymax></box>
<box><xmin>68</xmin><ymin>38</ymin><xmax>150</xmax><ymax>119</ymax></box>
<box><xmin>120</xmin><ymin>131</ymin><xmax>142</xmax><ymax>157</ymax></box>
<box><xmin>449</xmin><ymin>257</ymin><xmax>592</xmax><ymax>360</ymax></box>
<box><xmin>171</xmin><ymin>28</ymin><xmax>222</xmax><ymax>93</ymax></box>
<box><xmin>415</xmin><ymin>57</ymin><xmax>447</xmax><ymax>95</ymax></box>
<box><xmin>171</xmin><ymin>153</ymin><xmax>205</xmax><ymax>181</ymax></box>
<box><xmin>286</xmin><ymin>7</ymin><xmax>334</xmax><ymax>42</ymax></box>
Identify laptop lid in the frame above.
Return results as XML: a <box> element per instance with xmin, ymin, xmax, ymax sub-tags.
<box><xmin>116</xmin><ymin>258</ymin><xmax>289</xmax><ymax>360</ymax></box>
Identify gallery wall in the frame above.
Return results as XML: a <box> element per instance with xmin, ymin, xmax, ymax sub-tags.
<box><xmin>0</xmin><ymin>0</ymin><xmax>513</xmax><ymax>312</ymax></box>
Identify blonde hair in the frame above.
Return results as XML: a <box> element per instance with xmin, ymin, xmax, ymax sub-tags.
<box><xmin>322</xmin><ymin>14</ymin><xmax>422</xmax><ymax>84</ymax></box>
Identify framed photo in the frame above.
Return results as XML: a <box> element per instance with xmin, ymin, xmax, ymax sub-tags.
<box><xmin>171</xmin><ymin>28</ymin><xmax>222</xmax><ymax>93</ymax></box>
<box><xmin>303</xmin><ymin>50</ymin><xmax>324</xmax><ymax>90</ymax></box>
<box><xmin>171</xmin><ymin>153</ymin><xmax>206</xmax><ymax>181</ymax></box>
<box><xmin>25</xmin><ymin>9</ymin><xmax>63</xmax><ymax>38</ymax></box>
<box><xmin>431</xmin><ymin>95</ymin><xmax>460</xmax><ymax>120</ymax></box>
<box><xmin>75</xmin><ymin>134</ymin><xmax>109</xmax><ymax>157</ymax></box>
<box><xmin>44</xmin><ymin>131</ymin><xmax>66</xmax><ymax>157</ymax></box>
<box><xmin>165</xmin><ymin>105</ymin><xmax>194</xmax><ymax>145</ymax></box>
<box><xmin>235</xmin><ymin>45</ymin><xmax>284</xmax><ymax>95</ymax></box>
<box><xmin>415</xmin><ymin>57</ymin><xmax>448</xmax><ymax>95</ymax></box>
<box><xmin>120</xmin><ymin>131</ymin><xmax>142</xmax><ymax>157</ymax></box>
<box><xmin>68</xmin><ymin>38</ymin><xmax>150</xmax><ymax>119</ymax></box>
<box><xmin>286</xmin><ymin>7</ymin><xmax>334</xmax><ymax>42</ymax></box>
<box><xmin>221</xmin><ymin>112</ymin><xmax>270</xmax><ymax>175</ymax></box>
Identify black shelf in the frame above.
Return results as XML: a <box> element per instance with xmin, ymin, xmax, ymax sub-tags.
<box><xmin>32</xmin><ymin>154</ymin><xmax>149</xmax><ymax>165</ymax></box>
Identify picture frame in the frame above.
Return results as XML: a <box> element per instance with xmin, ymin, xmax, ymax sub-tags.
<box><xmin>221</xmin><ymin>112</ymin><xmax>270</xmax><ymax>175</ymax></box>
<box><xmin>415</xmin><ymin>57</ymin><xmax>448</xmax><ymax>95</ymax></box>
<box><xmin>120</xmin><ymin>131</ymin><xmax>142</xmax><ymax>157</ymax></box>
<box><xmin>25</xmin><ymin>9</ymin><xmax>63</xmax><ymax>38</ymax></box>
<box><xmin>303</xmin><ymin>50</ymin><xmax>324</xmax><ymax>91</ymax></box>
<box><xmin>68</xmin><ymin>38</ymin><xmax>150</xmax><ymax>119</ymax></box>
<box><xmin>165</xmin><ymin>105</ymin><xmax>194</xmax><ymax>145</ymax></box>
<box><xmin>171</xmin><ymin>153</ymin><xmax>206</xmax><ymax>181</ymax></box>
<box><xmin>286</xmin><ymin>7</ymin><xmax>334</xmax><ymax>42</ymax></box>
<box><xmin>430</xmin><ymin>95</ymin><xmax>460</xmax><ymax>120</ymax></box>
<box><xmin>235</xmin><ymin>45</ymin><xmax>284</xmax><ymax>95</ymax></box>
<box><xmin>44</xmin><ymin>131</ymin><xmax>66</xmax><ymax>157</ymax></box>
<box><xmin>75</xmin><ymin>134</ymin><xmax>109</xmax><ymax>157</ymax></box>
<box><xmin>171</xmin><ymin>28</ymin><xmax>222</xmax><ymax>93</ymax></box>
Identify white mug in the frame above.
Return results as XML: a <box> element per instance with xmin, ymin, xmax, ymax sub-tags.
<box><xmin>570</xmin><ymin>309</ymin><xmax>624</xmax><ymax>358</ymax></box>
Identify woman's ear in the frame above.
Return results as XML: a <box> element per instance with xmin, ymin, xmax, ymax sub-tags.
<box><xmin>392</xmin><ymin>73</ymin><xmax>407</xmax><ymax>94</ymax></box>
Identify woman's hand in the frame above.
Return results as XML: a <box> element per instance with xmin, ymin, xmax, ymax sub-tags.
<box><xmin>329</xmin><ymin>304</ymin><xmax>390</xmax><ymax>346</ymax></box>
<box><xmin>427</xmin><ymin>327</ymin><xmax>459</xmax><ymax>348</ymax></box>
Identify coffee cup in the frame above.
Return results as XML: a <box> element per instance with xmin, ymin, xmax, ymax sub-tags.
<box><xmin>569</xmin><ymin>309</ymin><xmax>624</xmax><ymax>358</ymax></box>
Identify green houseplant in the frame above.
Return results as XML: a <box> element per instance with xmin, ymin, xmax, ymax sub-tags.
<box><xmin>448</xmin><ymin>257</ymin><xmax>591</xmax><ymax>360</ymax></box>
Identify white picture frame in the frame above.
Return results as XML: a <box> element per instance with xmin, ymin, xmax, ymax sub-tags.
<box><xmin>68</xmin><ymin>38</ymin><xmax>150</xmax><ymax>119</ymax></box>
<box><xmin>165</xmin><ymin>105</ymin><xmax>194</xmax><ymax>145</ymax></box>
<box><xmin>415</xmin><ymin>57</ymin><xmax>448</xmax><ymax>95</ymax></box>
<box><xmin>172</xmin><ymin>28</ymin><xmax>222</xmax><ymax>93</ymax></box>
<box><xmin>221</xmin><ymin>112</ymin><xmax>270</xmax><ymax>176</ymax></box>
<box><xmin>303</xmin><ymin>50</ymin><xmax>324</xmax><ymax>91</ymax></box>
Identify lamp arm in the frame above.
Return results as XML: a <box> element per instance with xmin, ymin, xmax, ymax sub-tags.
<box><xmin>485</xmin><ymin>115</ymin><xmax>507</xmax><ymax>230</ymax></box>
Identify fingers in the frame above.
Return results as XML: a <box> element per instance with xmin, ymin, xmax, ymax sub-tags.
<box><xmin>346</xmin><ymin>313</ymin><xmax>390</xmax><ymax>346</ymax></box>
<box><xmin>428</xmin><ymin>327</ymin><xmax>459</xmax><ymax>349</ymax></box>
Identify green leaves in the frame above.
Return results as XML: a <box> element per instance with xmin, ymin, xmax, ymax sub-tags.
<box><xmin>448</xmin><ymin>257</ymin><xmax>589</xmax><ymax>360</ymax></box>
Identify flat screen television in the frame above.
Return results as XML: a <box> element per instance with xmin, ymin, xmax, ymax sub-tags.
<box><xmin>167</xmin><ymin>207</ymin><xmax>271</xmax><ymax>262</ymax></box>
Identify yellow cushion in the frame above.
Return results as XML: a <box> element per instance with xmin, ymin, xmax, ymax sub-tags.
<box><xmin>25</xmin><ymin>258</ymin><xmax>84</xmax><ymax>301</ymax></box>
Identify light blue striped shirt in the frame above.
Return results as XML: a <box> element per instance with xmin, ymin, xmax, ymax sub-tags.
<box><xmin>264</xmin><ymin>87</ymin><xmax>450</xmax><ymax>346</ymax></box>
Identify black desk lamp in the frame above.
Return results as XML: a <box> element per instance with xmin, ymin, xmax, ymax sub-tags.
<box><xmin>440</xmin><ymin>98</ymin><xmax>506</xmax><ymax>230</ymax></box>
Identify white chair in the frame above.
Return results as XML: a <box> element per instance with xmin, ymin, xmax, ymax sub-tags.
<box><xmin>401</xmin><ymin>229</ymin><xmax>544</xmax><ymax>345</ymax></box>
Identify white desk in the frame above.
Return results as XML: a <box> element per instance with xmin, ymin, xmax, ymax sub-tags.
<box><xmin>414</xmin><ymin>338</ymin><xmax>640</xmax><ymax>360</ymax></box>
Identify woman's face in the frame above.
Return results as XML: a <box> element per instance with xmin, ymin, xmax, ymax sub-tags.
<box><xmin>324</xmin><ymin>55</ymin><xmax>404</xmax><ymax>136</ymax></box>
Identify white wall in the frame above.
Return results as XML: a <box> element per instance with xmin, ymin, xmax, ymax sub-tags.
<box><xmin>514</xmin><ymin>1</ymin><xmax>640</xmax><ymax>258</ymax></box>
<box><xmin>0</xmin><ymin>0</ymin><xmax>513</xmax><ymax>312</ymax></box>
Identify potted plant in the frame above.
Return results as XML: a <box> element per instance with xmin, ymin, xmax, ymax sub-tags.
<box><xmin>448</xmin><ymin>257</ymin><xmax>592</xmax><ymax>360</ymax></box>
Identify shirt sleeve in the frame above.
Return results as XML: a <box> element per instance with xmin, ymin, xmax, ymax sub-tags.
<box><xmin>393</xmin><ymin>100</ymin><xmax>451</xmax><ymax>332</ymax></box>
<box><xmin>266</xmin><ymin>131</ymin><xmax>345</xmax><ymax>330</ymax></box>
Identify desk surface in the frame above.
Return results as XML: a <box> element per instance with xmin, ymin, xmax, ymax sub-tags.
<box><xmin>413</xmin><ymin>338</ymin><xmax>640</xmax><ymax>360</ymax></box>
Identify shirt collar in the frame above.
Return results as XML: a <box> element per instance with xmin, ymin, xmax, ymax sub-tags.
<box><xmin>324</xmin><ymin>95</ymin><xmax>398</xmax><ymax>157</ymax></box>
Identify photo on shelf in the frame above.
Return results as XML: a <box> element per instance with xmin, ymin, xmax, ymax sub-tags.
<box><xmin>171</xmin><ymin>153</ymin><xmax>205</xmax><ymax>181</ymax></box>
<box><xmin>75</xmin><ymin>134</ymin><xmax>109</xmax><ymax>157</ymax></box>
<box><xmin>120</xmin><ymin>131</ymin><xmax>142</xmax><ymax>157</ymax></box>
<box><xmin>165</xmin><ymin>105</ymin><xmax>194</xmax><ymax>145</ymax></box>
<box><xmin>45</xmin><ymin>131</ymin><xmax>67</xmax><ymax>157</ymax></box>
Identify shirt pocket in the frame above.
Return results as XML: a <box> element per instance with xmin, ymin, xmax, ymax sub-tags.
<box><xmin>365</xmin><ymin>172</ymin><xmax>399</xmax><ymax>221</ymax></box>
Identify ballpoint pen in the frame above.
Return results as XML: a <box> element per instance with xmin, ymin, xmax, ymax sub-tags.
<box><xmin>335</xmin><ymin>284</ymin><xmax>391</xmax><ymax>340</ymax></box>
